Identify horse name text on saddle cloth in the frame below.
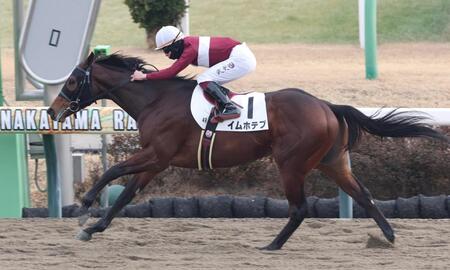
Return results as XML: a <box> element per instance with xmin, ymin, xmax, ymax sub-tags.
<box><xmin>190</xmin><ymin>86</ymin><xmax>269</xmax><ymax>132</ymax></box>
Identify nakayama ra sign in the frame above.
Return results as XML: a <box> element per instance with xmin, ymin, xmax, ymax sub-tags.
<box><xmin>0</xmin><ymin>107</ymin><xmax>138</xmax><ymax>134</ymax></box>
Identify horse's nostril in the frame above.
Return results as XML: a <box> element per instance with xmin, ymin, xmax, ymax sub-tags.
<box><xmin>47</xmin><ymin>108</ymin><xmax>55</xmax><ymax>119</ymax></box>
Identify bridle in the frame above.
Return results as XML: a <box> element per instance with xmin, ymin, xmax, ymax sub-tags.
<box><xmin>58</xmin><ymin>65</ymin><xmax>131</xmax><ymax>114</ymax></box>
<box><xmin>56</xmin><ymin>59</ymin><xmax>159</xmax><ymax>121</ymax></box>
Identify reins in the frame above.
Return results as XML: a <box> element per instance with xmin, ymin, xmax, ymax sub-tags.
<box><xmin>58</xmin><ymin>56</ymin><xmax>160</xmax><ymax>116</ymax></box>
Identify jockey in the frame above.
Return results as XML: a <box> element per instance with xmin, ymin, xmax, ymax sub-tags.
<box><xmin>130</xmin><ymin>25</ymin><xmax>257</xmax><ymax>121</ymax></box>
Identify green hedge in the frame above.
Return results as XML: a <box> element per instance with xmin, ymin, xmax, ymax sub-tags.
<box><xmin>124</xmin><ymin>0</ymin><xmax>187</xmax><ymax>47</ymax></box>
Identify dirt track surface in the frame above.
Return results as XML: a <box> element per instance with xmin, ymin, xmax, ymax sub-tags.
<box><xmin>0</xmin><ymin>218</ymin><xmax>449</xmax><ymax>270</ymax></box>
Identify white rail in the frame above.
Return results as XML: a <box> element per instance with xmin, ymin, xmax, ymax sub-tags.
<box><xmin>358</xmin><ymin>108</ymin><xmax>450</xmax><ymax>126</ymax></box>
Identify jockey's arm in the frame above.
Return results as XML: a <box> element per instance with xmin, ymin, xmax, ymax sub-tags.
<box><xmin>145</xmin><ymin>51</ymin><xmax>195</xmax><ymax>80</ymax></box>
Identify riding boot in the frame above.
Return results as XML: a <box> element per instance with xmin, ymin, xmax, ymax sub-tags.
<box><xmin>203</xmin><ymin>82</ymin><xmax>240</xmax><ymax>122</ymax></box>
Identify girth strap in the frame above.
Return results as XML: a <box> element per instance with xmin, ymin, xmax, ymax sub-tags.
<box><xmin>197</xmin><ymin>108</ymin><xmax>219</xmax><ymax>170</ymax></box>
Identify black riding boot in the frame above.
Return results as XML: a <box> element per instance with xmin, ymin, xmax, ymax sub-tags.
<box><xmin>203</xmin><ymin>82</ymin><xmax>240</xmax><ymax>122</ymax></box>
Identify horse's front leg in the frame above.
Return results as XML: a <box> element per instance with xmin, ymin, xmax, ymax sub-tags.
<box><xmin>77</xmin><ymin>165</ymin><xmax>127</xmax><ymax>225</ymax></box>
<box><xmin>78</xmin><ymin>146</ymin><xmax>163</xmax><ymax>226</ymax></box>
<box><xmin>76</xmin><ymin>171</ymin><xmax>156</xmax><ymax>241</ymax></box>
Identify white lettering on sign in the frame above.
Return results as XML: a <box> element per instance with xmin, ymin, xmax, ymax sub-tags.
<box><xmin>39</xmin><ymin>110</ymin><xmax>50</xmax><ymax>130</ymax></box>
<box><xmin>113</xmin><ymin>110</ymin><xmax>124</xmax><ymax>130</ymax></box>
<box><xmin>90</xmin><ymin>109</ymin><xmax>101</xmax><ymax>130</ymax></box>
<box><xmin>1</xmin><ymin>109</ymin><xmax>12</xmax><ymax>130</ymax></box>
<box><xmin>0</xmin><ymin>108</ymin><xmax>138</xmax><ymax>133</ymax></box>
<box><xmin>61</xmin><ymin>117</ymin><xmax>72</xmax><ymax>130</ymax></box>
<box><xmin>26</xmin><ymin>109</ymin><xmax>37</xmax><ymax>130</ymax></box>
<box><xmin>127</xmin><ymin>117</ymin><xmax>137</xmax><ymax>130</ymax></box>
<box><xmin>13</xmin><ymin>109</ymin><xmax>24</xmax><ymax>130</ymax></box>
<box><xmin>74</xmin><ymin>110</ymin><xmax>88</xmax><ymax>130</ymax></box>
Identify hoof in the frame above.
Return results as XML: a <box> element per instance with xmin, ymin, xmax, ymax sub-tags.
<box><xmin>258</xmin><ymin>243</ymin><xmax>281</xmax><ymax>251</ymax></box>
<box><xmin>78</xmin><ymin>213</ymin><xmax>91</xmax><ymax>227</ymax></box>
<box><xmin>76</xmin><ymin>230</ymin><xmax>92</xmax><ymax>241</ymax></box>
<box><xmin>382</xmin><ymin>227</ymin><xmax>395</xmax><ymax>243</ymax></box>
<box><xmin>385</xmin><ymin>232</ymin><xmax>395</xmax><ymax>243</ymax></box>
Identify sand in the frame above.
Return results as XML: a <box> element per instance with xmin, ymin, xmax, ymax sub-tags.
<box><xmin>0</xmin><ymin>218</ymin><xmax>449</xmax><ymax>269</ymax></box>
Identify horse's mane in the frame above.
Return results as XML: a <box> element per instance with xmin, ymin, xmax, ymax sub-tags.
<box><xmin>94</xmin><ymin>52</ymin><xmax>194</xmax><ymax>81</ymax></box>
<box><xmin>95</xmin><ymin>52</ymin><xmax>143</xmax><ymax>71</ymax></box>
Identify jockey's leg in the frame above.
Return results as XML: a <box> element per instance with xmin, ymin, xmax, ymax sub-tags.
<box><xmin>200</xmin><ymin>81</ymin><xmax>240</xmax><ymax>121</ymax></box>
<box><xmin>197</xmin><ymin>44</ymin><xmax>256</xmax><ymax>122</ymax></box>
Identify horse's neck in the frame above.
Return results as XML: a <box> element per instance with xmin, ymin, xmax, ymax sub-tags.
<box><xmin>110</xmin><ymin>80</ymin><xmax>196</xmax><ymax>121</ymax></box>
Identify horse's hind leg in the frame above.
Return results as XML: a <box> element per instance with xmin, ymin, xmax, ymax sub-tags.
<box><xmin>261</xmin><ymin>135</ymin><xmax>326</xmax><ymax>250</ymax></box>
<box><xmin>318</xmin><ymin>154</ymin><xmax>395</xmax><ymax>243</ymax></box>
<box><xmin>261</xmin><ymin>168</ymin><xmax>308</xmax><ymax>251</ymax></box>
<box><xmin>77</xmin><ymin>171</ymin><xmax>154</xmax><ymax>241</ymax></box>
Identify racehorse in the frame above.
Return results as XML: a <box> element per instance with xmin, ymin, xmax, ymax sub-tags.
<box><xmin>48</xmin><ymin>52</ymin><xmax>449</xmax><ymax>250</ymax></box>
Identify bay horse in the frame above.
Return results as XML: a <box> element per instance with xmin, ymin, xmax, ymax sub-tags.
<box><xmin>48</xmin><ymin>52</ymin><xmax>449</xmax><ymax>250</ymax></box>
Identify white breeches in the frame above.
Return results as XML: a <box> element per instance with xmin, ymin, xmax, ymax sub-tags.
<box><xmin>196</xmin><ymin>43</ymin><xmax>256</xmax><ymax>85</ymax></box>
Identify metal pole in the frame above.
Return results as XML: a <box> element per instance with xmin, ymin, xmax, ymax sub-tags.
<box><xmin>42</xmin><ymin>135</ymin><xmax>61</xmax><ymax>217</ymax></box>
<box><xmin>93</xmin><ymin>45</ymin><xmax>111</xmax><ymax>207</ymax></box>
<box><xmin>339</xmin><ymin>152</ymin><xmax>353</xmax><ymax>218</ymax></box>
<box><xmin>358</xmin><ymin>0</ymin><xmax>365</xmax><ymax>48</ymax></box>
<box><xmin>44</xmin><ymin>85</ymin><xmax>74</xmax><ymax>208</ymax></box>
<box><xmin>365</xmin><ymin>0</ymin><xmax>378</xmax><ymax>79</ymax></box>
<box><xmin>99</xmin><ymin>99</ymin><xmax>109</xmax><ymax>207</ymax></box>
<box><xmin>180</xmin><ymin>0</ymin><xmax>190</xmax><ymax>35</ymax></box>
<box><xmin>101</xmin><ymin>99</ymin><xmax>109</xmax><ymax>173</ymax></box>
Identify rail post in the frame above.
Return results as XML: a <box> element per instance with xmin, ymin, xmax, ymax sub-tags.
<box><xmin>365</xmin><ymin>0</ymin><xmax>378</xmax><ymax>79</ymax></box>
<box><xmin>93</xmin><ymin>45</ymin><xmax>111</xmax><ymax>207</ymax></box>
<box><xmin>339</xmin><ymin>153</ymin><xmax>353</xmax><ymax>218</ymax></box>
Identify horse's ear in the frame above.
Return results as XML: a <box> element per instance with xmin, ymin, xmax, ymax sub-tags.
<box><xmin>80</xmin><ymin>52</ymin><xmax>96</xmax><ymax>69</ymax></box>
<box><xmin>86</xmin><ymin>52</ymin><xmax>96</xmax><ymax>66</ymax></box>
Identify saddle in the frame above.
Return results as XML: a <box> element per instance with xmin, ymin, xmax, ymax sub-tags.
<box><xmin>190</xmin><ymin>85</ymin><xmax>269</xmax><ymax>170</ymax></box>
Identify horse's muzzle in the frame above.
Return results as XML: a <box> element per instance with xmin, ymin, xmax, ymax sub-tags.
<box><xmin>47</xmin><ymin>108</ymin><xmax>56</xmax><ymax>121</ymax></box>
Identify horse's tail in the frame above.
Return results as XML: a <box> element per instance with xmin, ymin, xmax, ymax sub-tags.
<box><xmin>327</xmin><ymin>104</ymin><xmax>449</xmax><ymax>151</ymax></box>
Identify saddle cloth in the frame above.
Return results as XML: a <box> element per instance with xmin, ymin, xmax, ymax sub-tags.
<box><xmin>190</xmin><ymin>85</ymin><xmax>269</xmax><ymax>132</ymax></box>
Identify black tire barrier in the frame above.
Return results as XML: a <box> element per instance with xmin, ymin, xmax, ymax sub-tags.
<box><xmin>149</xmin><ymin>197</ymin><xmax>174</xmax><ymax>218</ymax></box>
<box><xmin>22</xmin><ymin>194</ymin><xmax>450</xmax><ymax>219</ymax></box>
<box><xmin>89</xmin><ymin>206</ymin><xmax>127</xmax><ymax>218</ymax></box>
<box><xmin>62</xmin><ymin>204</ymin><xmax>79</xmax><ymax>217</ymax></box>
<box><xmin>198</xmin><ymin>195</ymin><xmax>233</xmax><ymax>218</ymax></box>
<box><xmin>374</xmin><ymin>199</ymin><xmax>396</xmax><ymax>218</ymax></box>
<box><xmin>315</xmin><ymin>197</ymin><xmax>339</xmax><ymax>218</ymax></box>
<box><xmin>419</xmin><ymin>195</ymin><xmax>448</xmax><ymax>219</ymax></box>
<box><xmin>266</xmin><ymin>198</ymin><xmax>289</xmax><ymax>218</ymax></box>
<box><xmin>447</xmin><ymin>195</ymin><xmax>450</xmax><ymax>218</ymax></box>
<box><xmin>125</xmin><ymin>203</ymin><xmax>152</xmax><ymax>218</ymax></box>
<box><xmin>306</xmin><ymin>196</ymin><xmax>319</xmax><ymax>218</ymax></box>
<box><xmin>22</xmin><ymin>207</ymin><xmax>48</xmax><ymax>218</ymax></box>
<box><xmin>396</xmin><ymin>196</ymin><xmax>420</xmax><ymax>218</ymax></box>
<box><xmin>232</xmin><ymin>196</ymin><xmax>266</xmax><ymax>218</ymax></box>
<box><xmin>173</xmin><ymin>197</ymin><xmax>199</xmax><ymax>218</ymax></box>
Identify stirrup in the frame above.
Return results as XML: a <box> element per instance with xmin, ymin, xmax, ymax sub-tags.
<box><xmin>210</xmin><ymin>106</ymin><xmax>240</xmax><ymax>123</ymax></box>
<box><xmin>211</xmin><ymin>113</ymin><xmax>240</xmax><ymax>123</ymax></box>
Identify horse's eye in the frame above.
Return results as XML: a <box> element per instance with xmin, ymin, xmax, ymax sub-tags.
<box><xmin>66</xmin><ymin>77</ymin><xmax>78</xmax><ymax>91</ymax></box>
